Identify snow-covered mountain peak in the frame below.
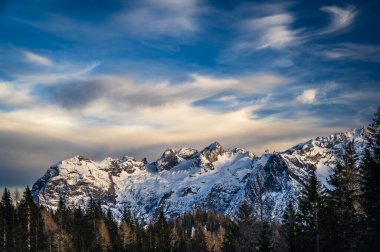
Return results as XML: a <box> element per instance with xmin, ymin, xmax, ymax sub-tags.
<box><xmin>155</xmin><ymin>147</ymin><xmax>198</xmax><ymax>172</ymax></box>
<box><xmin>177</xmin><ymin>147</ymin><xmax>198</xmax><ymax>159</ymax></box>
<box><xmin>202</xmin><ymin>141</ymin><xmax>225</xmax><ymax>153</ymax></box>
<box><xmin>232</xmin><ymin>148</ymin><xmax>255</xmax><ymax>158</ymax></box>
<box><xmin>32</xmin><ymin>128</ymin><xmax>367</xmax><ymax>222</ymax></box>
<box><xmin>280</xmin><ymin>128</ymin><xmax>365</xmax><ymax>187</ymax></box>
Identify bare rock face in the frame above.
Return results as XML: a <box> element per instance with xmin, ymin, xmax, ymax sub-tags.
<box><xmin>154</xmin><ymin>148</ymin><xmax>199</xmax><ymax>172</ymax></box>
<box><xmin>197</xmin><ymin>142</ymin><xmax>226</xmax><ymax>171</ymax></box>
<box><xmin>32</xmin><ymin>128</ymin><xmax>366</xmax><ymax>223</ymax></box>
<box><xmin>155</xmin><ymin>149</ymin><xmax>179</xmax><ymax>172</ymax></box>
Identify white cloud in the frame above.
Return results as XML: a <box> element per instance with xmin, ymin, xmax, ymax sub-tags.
<box><xmin>22</xmin><ymin>51</ymin><xmax>54</xmax><ymax>67</ymax></box>
<box><xmin>246</xmin><ymin>13</ymin><xmax>294</xmax><ymax>28</ymax></box>
<box><xmin>236</xmin><ymin>12</ymin><xmax>302</xmax><ymax>51</ymax></box>
<box><xmin>20</xmin><ymin>0</ymin><xmax>206</xmax><ymax>43</ymax></box>
<box><xmin>320</xmin><ymin>43</ymin><xmax>380</xmax><ymax>62</ymax></box>
<box><xmin>37</xmin><ymin>73</ymin><xmax>288</xmax><ymax>110</ymax></box>
<box><xmin>0</xmin><ymin>95</ymin><xmax>342</xmax><ymax>160</ymax></box>
<box><xmin>259</xmin><ymin>25</ymin><xmax>299</xmax><ymax>49</ymax></box>
<box><xmin>273</xmin><ymin>58</ymin><xmax>294</xmax><ymax>68</ymax></box>
<box><xmin>232</xmin><ymin>4</ymin><xmax>357</xmax><ymax>53</ymax></box>
<box><xmin>296</xmin><ymin>89</ymin><xmax>317</xmax><ymax>104</ymax></box>
<box><xmin>319</xmin><ymin>5</ymin><xmax>357</xmax><ymax>35</ymax></box>
<box><xmin>0</xmin><ymin>71</ymin><xmax>296</xmax><ymax>156</ymax></box>
<box><xmin>0</xmin><ymin>82</ymin><xmax>33</xmax><ymax>108</ymax></box>
<box><xmin>118</xmin><ymin>0</ymin><xmax>204</xmax><ymax>38</ymax></box>
<box><xmin>14</xmin><ymin>61</ymin><xmax>100</xmax><ymax>85</ymax></box>
<box><xmin>1</xmin><ymin>68</ymin><xmax>374</xmax><ymax>183</ymax></box>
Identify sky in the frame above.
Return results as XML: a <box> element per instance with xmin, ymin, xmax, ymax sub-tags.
<box><xmin>0</xmin><ymin>0</ymin><xmax>379</xmax><ymax>188</ymax></box>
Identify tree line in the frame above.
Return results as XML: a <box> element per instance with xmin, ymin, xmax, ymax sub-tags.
<box><xmin>1</xmin><ymin>108</ymin><xmax>379</xmax><ymax>252</ymax></box>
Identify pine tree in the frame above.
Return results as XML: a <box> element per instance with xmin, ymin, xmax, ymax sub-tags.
<box><xmin>367</xmin><ymin>107</ymin><xmax>380</xmax><ymax>161</ymax></box>
<box><xmin>232</xmin><ymin>201</ymin><xmax>257</xmax><ymax>252</ymax></box>
<box><xmin>220</xmin><ymin>220</ymin><xmax>238</xmax><ymax>252</ymax></box>
<box><xmin>191</xmin><ymin>222</ymin><xmax>208</xmax><ymax>252</ymax></box>
<box><xmin>236</xmin><ymin>200</ymin><xmax>254</xmax><ymax>224</ymax></box>
<box><xmin>152</xmin><ymin>210</ymin><xmax>171</xmax><ymax>252</ymax></box>
<box><xmin>282</xmin><ymin>201</ymin><xmax>297</xmax><ymax>252</ymax></box>
<box><xmin>72</xmin><ymin>206</ymin><xmax>88</xmax><ymax>251</ymax></box>
<box><xmin>83</xmin><ymin>199</ymin><xmax>105</xmax><ymax>251</ymax></box>
<box><xmin>359</xmin><ymin>107</ymin><xmax>380</xmax><ymax>251</ymax></box>
<box><xmin>327</xmin><ymin>142</ymin><xmax>360</xmax><ymax>252</ymax></box>
<box><xmin>16</xmin><ymin>187</ymin><xmax>44</xmax><ymax>252</ymax></box>
<box><xmin>106</xmin><ymin>208</ymin><xmax>122</xmax><ymax>251</ymax></box>
<box><xmin>236</xmin><ymin>201</ymin><xmax>255</xmax><ymax>250</ymax></box>
<box><xmin>0</xmin><ymin>196</ymin><xmax>3</xmax><ymax>251</ymax></box>
<box><xmin>55</xmin><ymin>197</ymin><xmax>71</xmax><ymax>232</ymax></box>
<box><xmin>1</xmin><ymin>188</ymin><xmax>15</xmax><ymax>251</ymax></box>
<box><xmin>120</xmin><ymin>207</ymin><xmax>135</xmax><ymax>251</ymax></box>
<box><xmin>257</xmin><ymin>221</ymin><xmax>272</xmax><ymax>252</ymax></box>
<box><xmin>133</xmin><ymin>220</ymin><xmax>147</xmax><ymax>252</ymax></box>
<box><xmin>318</xmin><ymin>194</ymin><xmax>337</xmax><ymax>252</ymax></box>
<box><xmin>297</xmin><ymin>171</ymin><xmax>324</xmax><ymax>252</ymax></box>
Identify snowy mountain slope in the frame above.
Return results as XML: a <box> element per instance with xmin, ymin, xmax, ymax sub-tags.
<box><xmin>32</xmin><ymin>129</ymin><xmax>366</xmax><ymax>223</ymax></box>
<box><xmin>281</xmin><ymin>128</ymin><xmax>365</xmax><ymax>187</ymax></box>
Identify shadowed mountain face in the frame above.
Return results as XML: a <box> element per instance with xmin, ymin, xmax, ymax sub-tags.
<box><xmin>32</xmin><ymin>129</ymin><xmax>365</xmax><ymax>223</ymax></box>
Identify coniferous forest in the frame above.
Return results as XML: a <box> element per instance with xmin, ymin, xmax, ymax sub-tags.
<box><xmin>1</xmin><ymin>108</ymin><xmax>379</xmax><ymax>252</ymax></box>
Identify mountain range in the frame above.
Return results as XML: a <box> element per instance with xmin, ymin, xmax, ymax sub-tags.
<box><xmin>32</xmin><ymin>128</ymin><xmax>366</xmax><ymax>223</ymax></box>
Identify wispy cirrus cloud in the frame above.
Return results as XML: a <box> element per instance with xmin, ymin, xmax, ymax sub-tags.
<box><xmin>230</xmin><ymin>3</ymin><xmax>359</xmax><ymax>55</ymax></box>
<box><xmin>235</xmin><ymin>12</ymin><xmax>302</xmax><ymax>51</ymax></box>
<box><xmin>22</xmin><ymin>50</ymin><xmax>54</xmax><ymax>67</ymax></box>
<box><xmin>14</xmin><ymin>61</ymin><xmax>100</xmax><ymax>85</ymax></box>
<box><xmin>319</xmin><ymin>5</ymin><xmax>357</xmax><ymax>35</ymax></box>
<box><xmin>22</xmin><ymin>0</ymin><xmax>206</xmax><ymax>42</ymax></box>
<box><xmin>117</xmin><ymin>0</ymin><xmax>206</xmax><ymax>38</ymax></box>
<box><xmin>320</xmin><ymin>43</ymin><xmax>380</xmax><ymax>62</ymax></box>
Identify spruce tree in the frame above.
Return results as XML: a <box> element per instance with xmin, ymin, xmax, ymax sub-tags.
<box><xmin>133</xmin><ymin>220</ymin><xmax>147</xmax><ymax>252</ymax></box>
<box><xmin>359</xmin><ymin>107</ymin><xmax>380</xmax><ymax>251</ymax></box>
<box><xmin>318</xmin><ymin>194</ymin><xmax>337</xmax><ymax>252</ymax></box>
<box><xmin>220</xmin><ymin>220</ymin><xmax>238</xmax><ymax>252</ymax></box>
<box><xmin>191</xmin><ymin>222</ymin><xmax>208</xmax><ymax>252</ymax></box>
<box><xmin>121</xmin><ymin>207</ymin><xmax>134</xmax><ymax>251</ymax></box>
<box><xmin>0</xmin><ymin>196</ymin><xmax>3</xmax><ymax>251</ymax></box>
<box><xmin>257</xmin><ymin>221</ymin><xmax>272</xmax><ymax>252</ymax></box>
<box><xmin>86</xmin><ymin>199</ymin><xmax>105</xmax><ymax>251</ymax></box>
<box><xmin>236</xmin><ymin>200</ymin><xmax>254</xmax><ymax>224</ymax></box>
<box><xmin>235</xmin><ymin>201</ymin><xmax>257</xmax><ymax>252</ymax></box>
<box><xmin>367</xmin><ymin>107</ymin><xmax>380</xmax><ymax>161</ymax></box>
<box><xmin>72</xmin><ymin>206</ymin><xmax>88</xmax><ymax>251</ymax></box>
<box><xmin>327</xmin><ymin>142</ymin><xmax>360</xmax><ymax>252</ymax></box>
<box><xmin>16</xmin><ymin>187</ymin><xmax>44</xmax><ymax>252</ymax></box>
<box><xmin>282</xmin><ymin>201</ymin><xmax>297</xmax><ymax>252</ymax></box>
<box><xmin>1</xmin><ymin>188</ymin><xmax>15</xmax><ymax>251</ymax></box>
<box><xmin>106</xmin><ymin>208</ymin><xmax>122</xmax><ymax>251</ymax></box>
<box><xmin>55</xmin><ymin>197</ymin><xmax>71</xmax><ymax>232</ymax></box>
<box><xmin>153</xmin><ymin>210</ymin><xmax>171</xmax><ymax>252</ymax></box>
<box><xmin>297</xmin><ymin>171</ymin><xmax>324</xmax><ymax>252</ymax></box>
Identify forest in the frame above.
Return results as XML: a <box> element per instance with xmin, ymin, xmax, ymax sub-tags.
<box><xmin>0</xmin><ymin>108</ymin><xmax>379</xmax><ymax>252</ymax></box>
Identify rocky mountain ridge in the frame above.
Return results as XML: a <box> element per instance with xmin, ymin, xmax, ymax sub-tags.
<box><xmin>32</xmin><ymin>128</ymin><xmax>366</xmax><ymax>223</ymax></box>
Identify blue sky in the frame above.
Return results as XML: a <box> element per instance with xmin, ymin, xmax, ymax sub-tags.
<box><xmin>0</xmin><ymin>0</ymin><xmax>379</xmax><ymax>187</ymax></box>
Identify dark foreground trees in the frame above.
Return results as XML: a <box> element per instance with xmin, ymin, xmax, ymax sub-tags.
<box><xmin>0</xmin><ymin>188</ymin><xmax>285</xmax><ymax>252</ymax></box>
<box><xmin>280</xmin><ymin>107</ymin><xmax>380</xmax><ymax>252</ymax></box>
<box><xmin>358</xmin><ymin>107</ymin><xmax>380</xmax><ymax>252</ymax></box>
<box><xmin>1</xmin><ymin>188</ymin><xmax>15</xmax><ymax>251</ymax></box>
